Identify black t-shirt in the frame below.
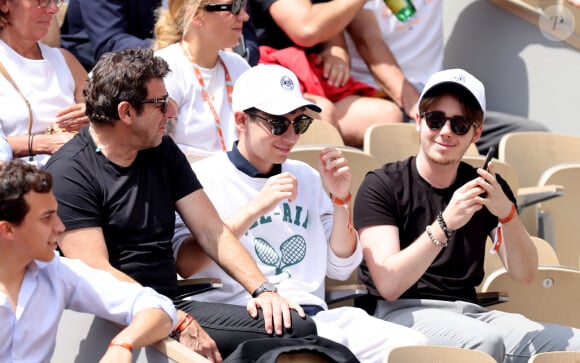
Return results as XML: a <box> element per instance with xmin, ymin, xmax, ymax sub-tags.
<box><xmin>45</xmin><ymin>127</ymin><xmax>202</xmax><ymax>297</ymax></box>
<box><xmin>353</xmin><ymin>157</ymin><xmax>516</xmax><ymax>304</ymax></box>
<box><xmin>250</xmin><ymin>0</ymin><xmax>329</xmax><ymax>52</ymax></box>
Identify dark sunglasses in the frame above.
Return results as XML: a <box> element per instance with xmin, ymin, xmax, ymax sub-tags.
<box><xmin>37</xmin><ymin>0</ymin><xmax>64</xmax><ymax>7</ymax></box>
<box><xmin>247</xmin><ymin>112</ymin><xmax>313</xmax><ymax>136</ymax></box>
<box><xmin>141</xmin><ymin>94</ymin><xmax>169</xmax><ymax>114</ymax></box>
<box><xmin>421</xmin><ymin>111</ymin><xmax>474</xmax><ymax>136</ymax></box>
<box><xmin>203</xmin><ymin>0</ymin><xmax>247</xmax><ymax>15</ymax></box>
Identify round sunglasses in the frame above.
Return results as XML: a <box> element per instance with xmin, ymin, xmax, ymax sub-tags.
<box><xmin>421</xmin><ymin>111</ymin><xmax>474</xmax><ymax>136</ymax></box>
<box><xmin>203</xmin><ymin>0</ymin><xmax>247</xmax><ymax>15</ymax></box>
<box><xmin>247</xmin><ymin>112</ymin><xmax>313</xmax><ymax>136</ymax></box>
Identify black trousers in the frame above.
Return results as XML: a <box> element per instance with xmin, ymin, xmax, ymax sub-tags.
<box><xmin>175</xmin><ymin>299</ymin><xmax>318</xmax><ymax>358</ymax></box>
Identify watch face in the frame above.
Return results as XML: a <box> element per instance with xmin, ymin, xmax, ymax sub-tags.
<box><xmin>262</xmin><ymin>282</ymin><xmax>277</xmax><ymax>292</ymax></box>
<box><xmin>253</xmin><ymin>282</ymin><xmax>277</xmax><ymax>297</ymax></box>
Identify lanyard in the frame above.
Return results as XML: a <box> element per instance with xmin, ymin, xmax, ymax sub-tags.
<box><xmin>180</xmin><ymin>41</ymin><xmax>232</xmax><ymax>151</ymax></box>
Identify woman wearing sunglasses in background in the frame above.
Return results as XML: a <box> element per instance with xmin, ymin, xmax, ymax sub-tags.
<box><xmin>0</xmin><ymin>0</ymin><xmax>89</xmax><ymax>166</ymax></box>
<box><xmin>154</xmin><ymin>0</ymin><xmax>251</xmax><ymax>161</ymax></box>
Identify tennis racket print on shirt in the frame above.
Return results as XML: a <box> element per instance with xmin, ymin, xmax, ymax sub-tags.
<box><xmin>254</xmin><ymin>235</ymin><xmax>307</xmax><ymax>276</ymax></box>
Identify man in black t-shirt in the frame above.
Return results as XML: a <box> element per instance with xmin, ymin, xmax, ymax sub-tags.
<box><xmin>46</xmin><ymin>48</ymin><xmax>316</xmax><ymax>362</ymax></box>
<box><xmin>353</xmin><ymin>68</ymin><xmax>580</xmax><ymax>363</ymax></box>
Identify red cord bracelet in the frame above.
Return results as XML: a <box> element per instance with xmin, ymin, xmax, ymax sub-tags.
<box><xmin>173</xmin><ymin>313</ymin><xmax>195</xmax><ymax>339</ymax></box>
<box><xmin>108</xmin><ymin>342</ymin><xmax>133</xmax><ymax>353</ymax></box>
<box><xmin>329</xmin><ymin>192</ymin><xmax>352</xmax><ymax>205</ymax></box>
<box><xmin>499</xmin><ymin>203</ymin><xmax>517</xmax><ymax>224</ymax></box>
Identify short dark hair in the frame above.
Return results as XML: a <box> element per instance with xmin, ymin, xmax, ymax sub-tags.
<box><xmin>0</xmin><ymin>160</ymin><xmax>52</xmax><ymax>225</ymax></box>
<box><xmin>419</xmin><ymin>84</ymin><xmax>485</xmax><ymax>128</ymax></box>
<box><xmin>84</xmin><ymin>48</ymin><xmax>171</xmax><ymax>126</ymax></box>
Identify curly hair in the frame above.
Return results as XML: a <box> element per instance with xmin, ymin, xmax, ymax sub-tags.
<box><xmin>418</xmin><ymin>84</ymin><xmax>485</xmax><ymax>128</ymax></box>
<box><xmin>0</xmin><ymin>160</ymin><xmax>52</xmax><ymax>225</ymax></box>
<box><xmin>83</xmin><ymin>48</ymin><xmax>170</xmax><ymax>126</ymax></box>
<box><xmin>153</xmin><ymin>0</ymin><xmax>209</xmax><ymax>50</ymax></box>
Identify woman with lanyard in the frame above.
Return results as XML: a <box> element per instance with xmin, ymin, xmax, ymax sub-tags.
<box><xmin>154</xmin><ymin>0</ymin><xmax>251</xmax><ymax>161</ymax></box>
<box><xmin>0</xmin><ymin>0</ymin><xmax>89</xmax><ymax>167</ymax></box>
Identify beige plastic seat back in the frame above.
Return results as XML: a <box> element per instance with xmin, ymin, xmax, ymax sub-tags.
<box><xmin>296</xmin><ymin>120</ymin><xmax>345</xmax><ymax>146</ymax></box>
<box><xmin>364</xmin><ymin>123</ymin><xmax>479</xmax><ymax>164</ymax></box>
<box><xmin>537</xmin><ymin>163</ymin><xmax>580</xmax><ymax>269</ymax></box>
<box><xmin>498</xmin><ymin>132</ymin><xmax>580</xmax><ymax>188</ymax></box>
<box><xmin>288</xmin><ymin>145</ymin><xmax>380</xmax><ymax>208</ymax></box>
<box><xmin>528</xmin><ymin>351</ymin><xmax>580</xmax><ymax>363</ymax></box>
<box><xmin>476</xmin><ymin>236</ymin><xmax>560</xmax><ymax>292</ymax></box>
<box><xmin>384</xmin><ymin>345</ymin><xmax>496</xmax><ymax>363</ymax></box>
<box><xmin>481</xmin><ymin>266</ymin><xmax>580</xmax><ymax>328</ymax></box>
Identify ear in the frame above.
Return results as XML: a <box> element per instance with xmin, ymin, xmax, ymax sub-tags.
<box><xmin>0</xmin><ymin>1</ymin><xmax>9</xmax><ymax>14</ymax></box>
<box><xmin>234</xmin><ymin>111</ymin><xmax>248</xmax><ymax>133</ymax></box>
<box><xmin>118</xmin><ymin>101</ymin><xmax>134</xmax><ymax>125</ymax></box>
<box><xmin>0</xmin><ymin>221</ymin><xmax>15</xmax><ymax>241</ymax></box>
<box><xmin>415</xmin><ymin>111</ymin><xmax>422</xmax><ymax>133</ymax></box>
<box><xmin>471</xmin><ymin>124</ymin><xmax>483</xmax><ymax>143</ymax></box>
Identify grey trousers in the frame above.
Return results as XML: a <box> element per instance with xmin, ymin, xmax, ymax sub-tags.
<box><xmin>374</xmin><ymin>298</ymin><xmax>580</xmax><ymax>363</ymax></box>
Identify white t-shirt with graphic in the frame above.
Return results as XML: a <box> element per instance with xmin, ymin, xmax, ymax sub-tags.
<box><xmin>174</xmin><ymin>152</ymin><xmax>362</xmax><ymax>310</ymax></box>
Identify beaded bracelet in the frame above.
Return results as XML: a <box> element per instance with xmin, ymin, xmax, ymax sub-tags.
<box><xmin>426</xmin><ymin>225</ymin><xmax>448</xmax><ymax>248</ymax></box>
<box><xmin>436</xmin><ymin>212</ymin><xmax>454</xmax><ymax>239</ymax></box>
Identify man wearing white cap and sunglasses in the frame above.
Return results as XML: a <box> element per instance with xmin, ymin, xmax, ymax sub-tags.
<box><xmin>353</xmin><ymin>68</ymin><xmax>580</xmax><ymax>362</ymax></box>
<box><xmin>173</xmin><ymin>64</ymin><xmax>428</xmax><ymax>362</ymax></box>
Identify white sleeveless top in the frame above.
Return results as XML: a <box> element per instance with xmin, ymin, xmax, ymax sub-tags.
<box><xmin>0</xmin><ymin>40</ymin><xmax>75</xmax><ymax>166</ymax></box>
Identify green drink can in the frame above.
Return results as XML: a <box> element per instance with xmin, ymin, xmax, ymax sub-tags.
<box><xmin>384</xmin><ymin>0</ymin><xmax>416</xmax><ymax>22</ymax></box>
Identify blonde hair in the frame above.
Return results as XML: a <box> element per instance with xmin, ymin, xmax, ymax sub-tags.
<box><xmin>153</xmin><ymin>0</ymin><xmax>209</xmax><ymax>50</ymax></box>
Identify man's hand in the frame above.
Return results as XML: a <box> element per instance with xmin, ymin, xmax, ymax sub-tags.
<box><xmin>246</xmin><ymin>292</ymin><xmax>305</xmax><ymax>336</ymax></box>
<box><xmin>476</xmin><ymin>163</ymin><xmax>514</xmax><ymax>219</ymax></box>
<box><xmin>319</xmin><ymin>147</ymin><xmax>351</xmax><ymax>200</ymax></box>
<box><xmin>179</xmin><ymin>319</ymin><xmax>222</xmax><ymax>363</ymax></box>
<box><xmin>316</xmin><ymin>45</ymin><xmax>350</xmax><ymax>87</ymax></box>
<box><xmin>253</xmin><ymin>172</ymin><xmax>298</xmax><ymax>214</ymax></box>
<box><xmin>442</xmin><ymin>178</ymin><xmax>485</xmax><ymax>231</ymax></box>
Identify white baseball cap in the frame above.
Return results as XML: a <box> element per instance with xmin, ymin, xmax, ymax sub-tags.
<box><xmin>232</xmin><ymin>64</ymin><xmax>322</xmax><ymax>115</ymax></box>
<box><xmin>419</xmin><ymin>68</ymin><xmax>486</xmax><ymax>116</ymax></box>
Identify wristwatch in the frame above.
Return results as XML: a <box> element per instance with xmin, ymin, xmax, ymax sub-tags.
<box><xmin>252</xmin><ymin>282</ymin><xmax>277</xmax><ymax>298</ymax></box>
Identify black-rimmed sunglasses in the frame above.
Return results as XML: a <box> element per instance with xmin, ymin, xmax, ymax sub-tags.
<box><xmin>141</xmin><ymin>94</ymin><xmax>169</xmax><ymax>114</ymax></box>
<box><xmin>37</xmin><ymin>0</ymin><xmax>64</xmax><ymax>7</ymax></box>
<box><xmin>203</xmin><ymin>0</ymin><xmax>247</xmax><ymax>15</ymax></box>
<box><xmin>421</xmin><ymin>111</ymin><xmax>474</xmax><ymax>136</ymax></box>
<box><xmin>247</xmin><ymin>112</ymin><xmax>313</xmax><ymax>136</ymax></box>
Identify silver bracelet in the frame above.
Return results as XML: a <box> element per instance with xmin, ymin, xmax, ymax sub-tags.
<box><xmin>426</xmin><ymin>225</ymin><xmax>448</xmax><ymax>248</ymax></box>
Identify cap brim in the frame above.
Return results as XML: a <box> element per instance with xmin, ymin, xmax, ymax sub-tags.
<box><xmin>252</xmin><ymin>98</ymin><xmax>322</xmax><ymax>115</ymax></box>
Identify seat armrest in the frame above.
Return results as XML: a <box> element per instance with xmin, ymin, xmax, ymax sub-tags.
<box><xmin>476</xmin><ymin>291</ymin><xmax>509</xmax><ymax>307</ymax></box>
<box><xmin>152</xmin><ymin>337</ymin><xmax>212</xmax><ymax>362</ymax></box>
<box><xmin>175</xmin><ymin>278</ymin><xmax>223</xmax><ymax>300</ymax></box>
<box><xmin>516</xmin><ymin>184</ymin><xmax>564</xmax><ymax>210</ymax></box>
<box><xmin>325</xmin><ymin>284</ymin><xmax>368</xmax><ymax>305</ymax></box>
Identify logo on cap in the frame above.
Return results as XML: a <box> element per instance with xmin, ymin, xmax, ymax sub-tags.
<box><xmin>280</xmin><ymin>76</ymin><xmax>294</xmax><ymax>91</ymax></box>
<box><xmin>452</xmin><ymin>73</ymin><xmax>465</xmax><ymax>84</ymax></box>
